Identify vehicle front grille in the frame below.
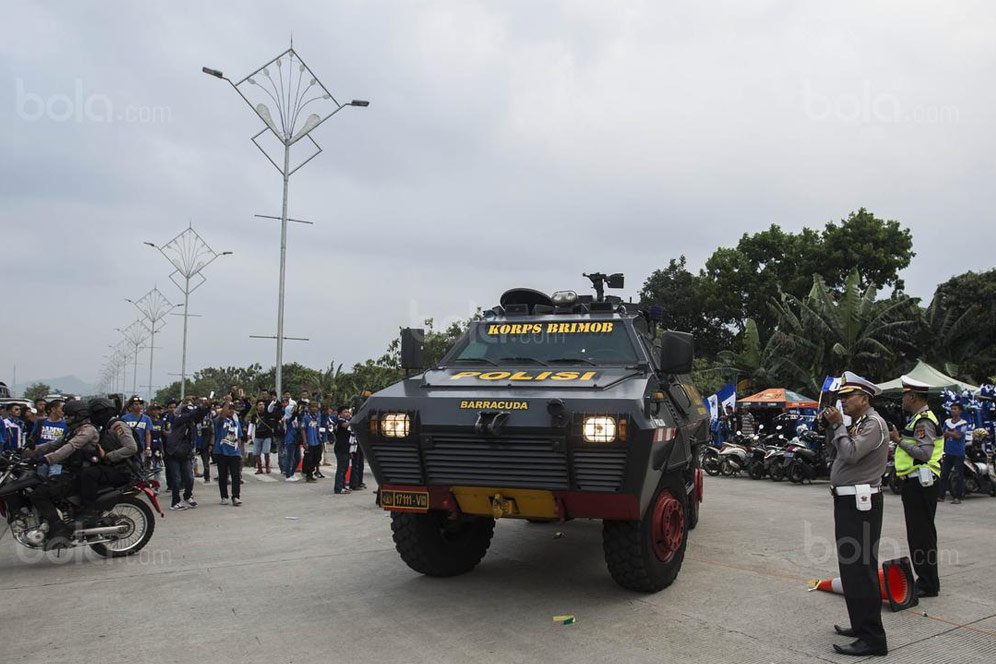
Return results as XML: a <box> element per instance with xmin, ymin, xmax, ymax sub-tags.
<box><xmin>370</xmin><ymin>443</ymin><xmax>423</xmax><ymax>485</ymax></box>
<box><xmin>572</xmin><ymin>450</ymin><xmax>628</xmax><ymax>492</ymax></box>
<box><xmin>423</xmin><ymin>433</ymin><xmax>569</xmax><ymax>490</ymax></box>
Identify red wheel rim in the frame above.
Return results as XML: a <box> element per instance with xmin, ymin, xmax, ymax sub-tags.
<box><xmin>651</xmin><ymin>490</ymin><xmax>685</xmax><ymax>562</ymax></box>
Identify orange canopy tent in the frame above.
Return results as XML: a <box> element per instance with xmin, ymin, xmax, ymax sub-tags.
<box><xmin>737</xmin><ymin>388</ymin><xmax>818</xmax><ymax>409</ymax></box>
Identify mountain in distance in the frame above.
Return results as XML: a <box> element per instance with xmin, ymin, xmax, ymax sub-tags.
<box><xmin>10</xmin><ymin>375</ymin><xmax>96</xmax><ymax>397</ymax></box>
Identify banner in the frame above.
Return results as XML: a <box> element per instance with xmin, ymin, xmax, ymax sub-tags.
<box><xmin>708</xmin><ymin>383</ymin><xmax>736</xmax><ymax>421</ymax></box>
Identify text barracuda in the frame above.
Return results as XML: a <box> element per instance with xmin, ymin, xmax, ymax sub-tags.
<box><xmin>459</xmin><ymin>400</ymin><xmax>529</xmax><ymax>410</ymax></box>
<box><xmin>451</xmin><ymin>371</ymin><xmax>599</xmax><ymax>381</ymax></box>
<box><xmin>485</xmin><ymin>322</ymin><xmax>615</xmax><ymax>335</ymax></box>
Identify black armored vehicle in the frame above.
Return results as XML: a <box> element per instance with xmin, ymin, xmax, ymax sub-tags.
<box><xmin>352</xmin><ymin>273</ymin><xmax>708</xmax><ymax>592</ymax></box>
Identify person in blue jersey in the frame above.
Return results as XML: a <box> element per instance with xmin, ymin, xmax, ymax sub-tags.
<box><xmin>31</xmin><ymin>399</ymin><xmax>68</xmax><ymax>477</ymax></box>
<box><xmin>3</xmin><ymin>403</ymin><xmax>26</xmax><ymax>451</ymax></box>
<box><xmin>0</xmin><ymin>404</ymin><xmax>10</xmax><ymax>451</ymax></box>
<box><xmin>281</xmin><ymin>398</ymin><xmax>301</xmax><ymax>482</ymax></box>
<box><xmin>147</xmin><ymin>403</ymin><xmax>165</xmax><ymax>492</ymax></box>
<box><xmin>301</xmin><ymin>400</ymin><xmax>323</xmax><ymax>482</ymax></box>
<box><xmin>213</xmin><ymin>401</ymin><xmax>243</xmax><ymax>505</ymax></box>
<box><xmin>939</xmin><ymin>402</ymin><xmax>971</xmax><ymax>504</ymax></box>
<box><xmin>121</xmin><ymin>397</ymin><xmax>153</xmax><ymax>462</ymax></box>
<box><xmin>332</xmin><ymin>406</ymin><xmax>353</xmax><ymax>495</ymax></box>
<box><xmin>163</xmin><ymin>400</ymin><xmax>178</xmax><ymax>435</ymax></box>
<box><xmin>195</xmin><ymin>406</ymin><xmax>215</xmax><ymax>484</ymax></box>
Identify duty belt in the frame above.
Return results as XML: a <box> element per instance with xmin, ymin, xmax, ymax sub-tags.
<box><xmin>831</xmin><ymin>485</ymin><xmax>882</xmax><ymax>496</ymax></box>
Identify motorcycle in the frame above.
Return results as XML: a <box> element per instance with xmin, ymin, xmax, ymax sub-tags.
<box><xmin>701</xmin><ymin>445</ymin><xmax>722</xmax><ymax>476</ymax></box>
<box><xmin>961</xmin><ymin>444</ymin><xmax>996</xmax><ymax>497</ymax></box>
<box><xmin>718</xmin><ymin>432</ymin><xmax>753</xmax><ymax>476</ymax></box>
<box><xmin>785</xmin><ymin>429</ymin><xmax>830</xmax><ymax>484</ymax></box>
<box><xmin>0</xmin><ymin>450</ymin><xmax>163</xmax><ymax>556</ymax></box>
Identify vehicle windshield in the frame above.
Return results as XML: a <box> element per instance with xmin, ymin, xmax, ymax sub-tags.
<box><xmin>443</xmin><ymin>320</ymin><xmax>640</xmax><ymax>367</ymax></box>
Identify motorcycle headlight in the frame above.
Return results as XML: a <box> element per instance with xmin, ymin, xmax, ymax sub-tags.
<box><xmin>582</xmin><ymin>416</ymin><xmax>617</xmax><ymax>443</ymax></box>
<box><xmin>380</xmin><ymin>413</ymin><xmax>411</xmax><ymax>439</ymax></box>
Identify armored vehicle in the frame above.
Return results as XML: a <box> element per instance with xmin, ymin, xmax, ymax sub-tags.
<box><xmin>352</xmin><ymin>273</ymin><xmax>708</xmax><ymax>592</ymax></box>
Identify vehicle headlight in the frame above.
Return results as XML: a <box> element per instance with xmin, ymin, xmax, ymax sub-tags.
<box><xmin>380</xmin><ymin>413</ymin><xmax>411</xmax><ymax>438</ymax></box>
<box><xmin>582</xmin><ymin>416</ymin><xmax>617</xmax><ymax>443</ymax></box>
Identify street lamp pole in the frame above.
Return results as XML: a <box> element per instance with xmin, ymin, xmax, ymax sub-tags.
<box><xmin>202</xmin><ymin>47</ymin><xmax>367</xmax><ymax>396</ymax></box>
<box><xmin>127</xmin><ymin>288</ymin><xmax>178</xmax><ymax>402</ymax></box>
<box><xmin>116</xmin><ymin>322</ymin><xmax>147</xmax><ymax>396</ymax></box>
<box><xmin>145</xmin><ymin>227</ymin><xmax>232</xmax><ymax>399</ymax></box>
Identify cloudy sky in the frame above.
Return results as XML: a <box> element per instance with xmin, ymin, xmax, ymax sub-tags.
<box><xmin>2</xmin><ymin>0</ymin><xmax>994</xmax><ymax>393</ymax></box>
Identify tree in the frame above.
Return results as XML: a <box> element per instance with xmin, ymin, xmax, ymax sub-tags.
<box><xmin>714</xmin><ymin>319</ymin><xmax>815</xmax><ymax>394</ymax></box>
<box><xmin>818</xmin><ymin>208</ymin><xmax>914</xmax><ymax>293</ymax></box>
<box><xmin>927</xmin><ymin>269</ymin><xmax>996</xmax><ymax>382</ymax></box>
<box><xmin>699</xmin><ymin>209</ymin><xmax>915</xmax><ymax>336</ymax></box>
<box><xmin>23</xmin><ymin>382</ymin><xmax>52</xmax><ymax>401</ymax></box>
<box><xmin>773</xmin><ymin>269</ymin><xmax>920</xmax><ymax>382</ymax></box>
<box><xmin>639</xmin><ymin>257</ymin><xmax>729</xmax><ymax>357</ymax></box>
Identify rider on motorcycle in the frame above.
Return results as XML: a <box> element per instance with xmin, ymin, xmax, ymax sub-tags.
<box><xmin>78</xmin><ymin>397</ymin><xmax>138</xmax><ymax>517</ymax></box>
<box><xmin>22</xmin><ymin>399</ymin><xmax>99</xmax><ymax>541</ymax></box>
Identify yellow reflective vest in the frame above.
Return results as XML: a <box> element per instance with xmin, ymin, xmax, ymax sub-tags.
<box><xmin>895</xmin><ymin>409</ymin><xmax>942</xmax><ymax>477</ymax></box>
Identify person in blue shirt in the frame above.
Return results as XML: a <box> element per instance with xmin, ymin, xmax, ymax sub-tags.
<box><xmin>147</xmin><ymin>403</ymin><xmax>165</xmax><ymax>491</ymax></box>
<box><xmin>120</xmin><ymin>397</ymin><xmax>153</xmax><ymax>462</ymax></box>
<box><xmin>939</xmin><ymin>402</ymin><xmax>971</xmax><ymax>504</ymax></box>
<box><xmin>31</xmin><ymin>399</ymin><xmax>68</xmax><ymax>477</ymax></box>
<box><xmin>3</xmin><ymin>403</ymin><xmax>26</xmax><ymax>451</ymax></box>
<box><xmin>0</xmin><ymin>404</ymin><xmax>9</xmax><ymax>452</ymax></box>
<box><xmin>281</xmin><ymin>398</ymin><xmax>301</xmax><ymax>482</ymax></box>
<box><xmin>195</xmin><ymin>408</ymin><xmax>214</xmax><ymax>484</ymax></box>
<box><xmin>213</xmin><ymin>401</ymin><xmax>244</xmax><ymax>505</ymax></box>
<box><xmin>301</xmin><ymin>400</ymin><xmax>323</xmax><ymax>482</ymax></box>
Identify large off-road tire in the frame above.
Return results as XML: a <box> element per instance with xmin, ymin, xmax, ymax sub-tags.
<box><xmin>603</xmin><ymin>475</ymin><xmax>688</xmax><ymax>593</ymax></box>
<box><xmin>390</xmin><ymin>511</ymin><xmax>495</xmax><ymax>577</ymax></box>
<box><xmin>90</xmin><ymin>496</ymin><xmax>155</xmax><ymax>558</ymax></box>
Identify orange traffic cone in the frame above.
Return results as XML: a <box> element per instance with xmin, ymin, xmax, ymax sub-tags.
<box><xmin>808</xmin><ymin>557</ymin><xmax>918</xmax><ymax>612</ymax></box>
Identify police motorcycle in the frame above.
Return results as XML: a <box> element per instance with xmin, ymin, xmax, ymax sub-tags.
<box><xmin>0</xmin><ymin>403</ymin><xmax>162</xmax><ymax>556</ymax></box>
<box><xmin>784</xmin><ymin>426</ymin><xmax>830</xmax><ymax>483</ymax></box>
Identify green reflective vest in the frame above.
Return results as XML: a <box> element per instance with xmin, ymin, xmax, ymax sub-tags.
<box><xmin>895</xmin><ymin>409</ymin><xmax>942</xmax><ymax>477</ymax></box>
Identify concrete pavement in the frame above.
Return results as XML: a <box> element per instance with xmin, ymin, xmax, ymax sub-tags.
<box><xmin>1</xmin><ymin>469</ymin><xmax>994</xmax><ymax>663</ymax></box>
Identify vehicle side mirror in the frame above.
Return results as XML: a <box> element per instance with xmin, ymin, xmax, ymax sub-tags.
<box><xmin>400</xmin><ymin>328</ymin><xmax>425</xmax><ymax>374</ymax></box>
<box><xmin>659</xmin><ymin>330</ymin><xmax>694</xmax><ymax>374</ymax></box>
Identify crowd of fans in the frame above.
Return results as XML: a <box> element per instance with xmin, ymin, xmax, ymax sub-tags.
<box><xmin>0</xmin><ymin>387</ymin><xmax>371</xmax><ymax>512</ymax></box>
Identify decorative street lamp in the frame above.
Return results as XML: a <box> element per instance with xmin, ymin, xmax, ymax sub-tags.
<box><xmin>116</xmin><ymin>322</ymin><xmax>148</xmax><ymax>396</ymax></box>
<box><xmin>145</xmin><ymin>225</ymin><xmax>232</xmax><ymax>399</ymax></box>
<box><xmin>202</xmin><ymin>45</ymin><xmax>368</xmax><ymax>395</ymax></box>
<box><xmin>127</xmin><ymin>288</ymin><xmax>179</xmax><ymax>401</ymax></box>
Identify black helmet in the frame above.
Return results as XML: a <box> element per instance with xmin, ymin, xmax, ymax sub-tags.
<box><xmin>89</xmin><ymin>397</ymin><xmax>117</xmax><ymax>427</ymax></box>
<box><xmin>63</xmin><ymin>400</ymin><xmax>90</xmax><ymax>425</ymax></box>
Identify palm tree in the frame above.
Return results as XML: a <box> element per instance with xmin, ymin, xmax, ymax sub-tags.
<box><xmin>775</xmin><ymin>269</ymin><xmax>919</xmax><ymax>380</ymax></box>
<box><xmin>715</xmin><ymin>318</ymin><xmax>816</xmax><ymax>394</ymax></box>
<box><xmin>922</xmin><ymin>293</ymin><xmax>985</xmax><ymax>380</ymax></box>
